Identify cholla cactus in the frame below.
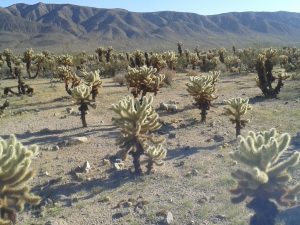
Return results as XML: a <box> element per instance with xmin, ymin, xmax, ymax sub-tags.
<box><xmin>186</xmin><ymin>74</ymin><xmax>218</xmax><ymax>123</ymax></box>
<box><xmin>144</xmin><ymin>144</ymin><xmax>167</xmax><ymax>174</ymax></box>
<box><xmin>71</xmin><ymin>84</ymin><xmax>94</xmax><ymax>127</ymax></box>
<box><xmin>218</xmin><ymin>48</ymin><xmax>226</xmax><ymax>63</ymax></box>
<box><xmin>209</xmin><ymin>70</ymin><xmax>220</xmax><ymax>85</ymax></box>
<box><xmin>177</xmin><ymin>42</ymin><xmax>183</xmax><ymax>57</ymax></box>
<box><xmin>56</xmin><ymin>66</ymin><xmax>81</xmax><ymax>95</ymax></box>
<box><xmin>224</xmin><ymin>56</ymin><xmax>241</xmax><ymax>72</ymax></box>
<box><xmin>22</xmin><ymin>48</ymin><xmax>34</xmax><ymax>77</ymax></box>
<box><xmin>0</xmin><ymin>135</ymin><xmax>41</xmax><ymax>224</ymax></box>
<box><xmin>189</xmin><ymin>53</ymin><xmax>198</xmax><ymax>70</ymax></box>
<box><xmin>33</xmin><ymin>53</ymin><xmax>46</xmax><ymax>79</ymax></box>
<box><xmin>105</xmin><ymin>46</ymin><xmax>113</xmax><ymax>63</ymax></box>
<box><xmin>163</xmin><ymin>51</ymin><xmax>177</xmax><ymax>70</ymax></box>
<box><xmin>133</xmin><ymin>50</ymin><xmax>145</xmax><ymax>67</ymax></box>
<box><xmin>3</xmin><ymin>49</ymin><xmax>13</xmax><ymax>75</ymax></box>
<box><xmin>256</xmin><ymin>48</ymin><xmax>289</xmax><ymax>98</ymax></box>
<box><xmin>111</xmin><ymin>96</ymin><xmax>165</xmax><ymax>175</ymax></box>
<box><xmin>224</xmin><ymin>98</ymin><xmax>252</xmax><ymax>137</ymax></box>
<box><xmin>150</xmin><ymin>53</ymin><xmax>167</xmax><ymax>72</ymax></box>
<box><xmin>126</xmin><ymin>66</ymin><xmax>165</xmax><ymax>102</ymax></box>
<box><xmin>56</xmin><ymin>54</ymin><xmax>73</xmax><ymax>67</ymax></box>
<box><xmin>95</xmin><ymin>47</ymin><xmax>105</xmax><ymax>62</ymax></box>
<box><xmin>230</xmin><ymin>128</ymin><xmax>300</xmax><ymax>225</ymax></box>
<box><xmin>82</xmin><ymin>70</ymin><xmax>102</xmax><ymax>100</ymax></box>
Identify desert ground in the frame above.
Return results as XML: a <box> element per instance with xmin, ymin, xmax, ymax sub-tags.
<box><xmin>1</xmin><ymin>71</ymin><xmax>300</xmax><ymax>225</ymax></box>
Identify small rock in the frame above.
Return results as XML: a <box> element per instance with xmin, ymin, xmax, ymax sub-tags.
<box><xmin>213</xmin><ymin>135</ymin><xmax>225</xmax><ymax>142</ymax></box>
<box><xmin>167</xmin><ymin>104</ymin><xmax>177</xmax><ymax>112</ymax></box>
<box><xmin>52</xmin><ymin>145</ymin><xmax>60</xmax><ymax>151</ymax></box>
<box><xmin>114</xmin><ymin>162</ymin><xmax>125</xmax><ymax>170</ymax></box>
<box><xmin>62</xmin><ymin>136</ymin><xmax>88</xmax><ymax>146</ymax></box>
<box><xmin>66</xmin><ymin>107</ymin><xmax>74</xmax><ymax>114</ymax></box>
<box><xmin>74</xmin><ymin>172</ymin><xmax>85</xmax><ymax>181</ymax></box>
<box><xmin>198</xmin><ymin>195</ymin><xmax>209</xmax><ymax>204</ymax></box>
<box><xmin>191</xmin><ymin>169</ymin><xmax>199</xmax><ymax>176</ymax></box>
<box><xmin>99</xmin><ymin>196</ymin><xmax>111</xmax><ymax>202</ymax></box>
<box><xmin>42</xmin><ymin>171</ymin><xmax>50</xmax><ymax>176</ymax></box>
<box><xmin>165</xmin><ymin>211</ymin><xmax>174</xmax><ymax>224</ymax></box>
<box><xmin>34</xmin><ymin>109</ymin><xmax>40</xmax><ymax>112</ymax></box>
<box><xmin>40</xmin><ymin>128</ymin><xmax>52</xmax><ymax>134</ymax></box>
<box><xmin>159</xmin><ymin>102</ymin><xmax>169</xmax><ymax>110</ymax></box>
<box><xmin>215</xmin><ymin>214</ymin><xmax>228</xmax><ymax>220</ymax></box>
<box><xmin>45</xmin><ymin>219</ymin><xmax>68</xmax><ymax>225</ymax></box>
<box><xmin>113</xmin><ymin>209</ymin><xmax>131</xmax><ymax>219</ymax></box>
<box><xmin>82</xmin><ymin>161</ymin><xmax>91</xmax><ymax>173</ymax></box>
<box><xmin>168</xmin><ymin>132</ymin><xmax>177</xmax><ymax>139</ymax></box>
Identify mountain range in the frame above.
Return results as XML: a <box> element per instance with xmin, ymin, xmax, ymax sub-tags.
<box><xmin>1</xmin><ymin>2</ymin><xmax>300</xmax><ymax>52</ymax></box>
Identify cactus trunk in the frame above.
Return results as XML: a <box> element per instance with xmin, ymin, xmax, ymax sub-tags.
<box><xmin>146</xmin><ymin>160</ymin><xmax>154</xmax><ymax>175</ymax></box>
<box><xmin>200</xmin><ymin>108</ymin><xmax>207</xmax><ymax>123</ymax></box>
<box><xmin>247</xmin><ymin>197</ymin><xmax>278</xmax><ymax>225</ymax></box>
<box><xmin>236</xmin><ymin>120</ymin><xmax>241</xmax><ymax>137</ymax></box>
<box><xmin>132</xmin><ymin>141</ymin><xmax>144</xmax><ymax>175</ymax></box>
<box><xmin>79</xmin><ymin>102</ymin><xmax>88</xmax><ymax>128</ymax></box>
<box><xmin>1</xmin><ymin>207</ymin><xmax>16</xmax><ymax>224</ymax></box>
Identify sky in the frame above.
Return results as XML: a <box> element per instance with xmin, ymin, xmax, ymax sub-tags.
<box><xmin>0</xmin><ymin>0</ymin><xmax>300</xmax><ymax>15</ymax></box>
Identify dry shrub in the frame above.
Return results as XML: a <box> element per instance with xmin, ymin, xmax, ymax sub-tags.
<box><xmin>161</xmin><ymin>69</ymin><xmax>176</xmax><ymax>85</ymax></box>
<box><xmin>113</xmin><ymin>73</ymin><xmax>126</xmax><ymax>86</ymax></box>
<box><xmin>186</xmin><ymin>70</ymin><xmax>200</xmax><ymax>77</ymax></box>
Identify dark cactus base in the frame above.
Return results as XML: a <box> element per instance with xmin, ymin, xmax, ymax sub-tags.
<box><xmin>247</xmin><ymin>198</ymin><xmax>278</xmax><ymax>225</ymax></box>
<box><xmin>79</xmin><ymin>102</ymin><xmax>88</xmax><ymax>127</ymax></box>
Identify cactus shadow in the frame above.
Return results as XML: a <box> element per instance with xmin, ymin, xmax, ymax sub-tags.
<box><xmin>277</xmin><ymin>205</ymin><xmax>300</xmax><ymax>225</ymax></box>
<box><xmin>35</xmin><ymin>170</ymin><xmax>139</xmax><ymax>205</ymax></box>
<box><xmin>4</xmin><ymin>126</ymin><xmax>109</xmax><ymax>146</ymax></box>
<box><xmin>290</xmin><ymin>132</ymin><xmax>300</xmax><ymax>151</ymax></box>
<box><xmin>166</xmin><ymin>143</ymin><xmax>223</xmax><ymax>160</ymax></box>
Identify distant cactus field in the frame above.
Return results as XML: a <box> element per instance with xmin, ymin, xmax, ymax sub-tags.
<box><xmin>0</xmin><ymin>44</ymin><xmax>300</xmax><ymax>225</ymax></box>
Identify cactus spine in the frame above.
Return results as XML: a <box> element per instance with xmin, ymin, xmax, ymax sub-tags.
<box><xmin>230</xmin><ymin>128</ymin><xmax>300</xmax><ymax>225</ymax></box>
<box><xmin>111</xmin><ymin>96</ymin><xmax>165</xmax><ymax>175</ymax></box>
<box><xmin>0</xmin><ymin>135</ymin><xmax>41</xmax><ymax>224</ymax></box>
<box><xmin>224</xmin><ymin>98</ymin><xmax>252</xmax><ymax>137</ymax></box>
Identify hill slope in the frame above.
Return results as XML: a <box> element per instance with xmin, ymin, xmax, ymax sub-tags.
<box><xmin>1</xmin><ymin>2</ymin><xmax>300</xmax><ymax>51</ymax></box>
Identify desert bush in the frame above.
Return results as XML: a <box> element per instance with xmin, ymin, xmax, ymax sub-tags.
<box><xmin>186</xmin><ymin>70</ymin><xmax>200</xmax><ymax>77</ymax></box>
<box><xmin>160</xmin><ymin>69</ymin><xmax>176</xmax><ymax>86</ymax></box>
<box><xmin>113</xmin><ymin>73</ymin><xmax>126</xmax><ymax>86</ymax></box>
